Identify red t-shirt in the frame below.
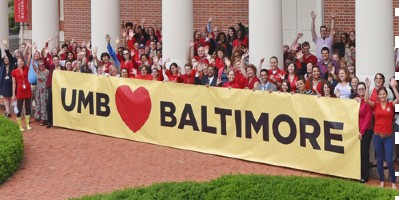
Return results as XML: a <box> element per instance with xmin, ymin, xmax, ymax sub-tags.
<box><xmin>223</xmin><ymin>81</ymin><xmax>241</xmax><ymax>89</ymax></box>
<box><xmin>302</xmin><ymin>53</ymin><xmax>318</xmax><ymax>66</ymax></box>
<box><xmin>165</xmin><ymin>70</ymin><xmax>181</xmax><ymax>83</ymax></box>
<box><xmin>135</xmin><ymin>74</ymin><xmax>153</xmax><ymax>80</ymax></box>
<box><xmin>268</xmin><ymin>68</ymin><xmax>285</xmax><ymax>84</ymax></box>
<box><xmin>11</xmin><ymin>67</ymin><xmax>32</xmax><ymax>99</ymax></box>
<box><xmin>244</xmin><ymin>76</ymin><xmax>260</xmax><ymax>89</ymax></box>
<box><xmin>287</xmin><ymin>75</ymin><xmax>298</xmax><ymax>91</ymax></box>
<box><xmin>373</xmin><ymin>101</ymin><xmax>394</xmax><ymax>134</ymax></box>
<box><xmin>234</xmin><ymin>71</ymin><xmax>246</xmax><ymax>89</ymax></box>
<box><xmin>180</xmin><ymin>70</ymin><xmax>196</xmax><ymax>84</ymax></box>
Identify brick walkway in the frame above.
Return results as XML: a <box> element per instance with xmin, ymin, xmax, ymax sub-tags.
<box><xmin>0</xmin><ymin>109</ymin><xmax>385</xmax><ymax>200</ymax></box>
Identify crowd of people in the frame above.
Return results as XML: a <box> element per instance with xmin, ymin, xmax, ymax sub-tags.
<box><xmin>0</xmin><ymin>11</ymin><xmax>398</xmax><ymax>188</ymax></box>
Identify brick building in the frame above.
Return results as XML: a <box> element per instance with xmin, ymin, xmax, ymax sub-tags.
<box><xmin>1</xmin><ymin>0</ymin><xmax>395</xmax><ymax>80</ymax></box>
<box><xmin>17</xmin><ymin>0</ymin><xmax>399</xmax><ymax>44</ymax></box>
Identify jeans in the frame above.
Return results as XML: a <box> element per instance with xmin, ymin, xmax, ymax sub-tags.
<box><xmin>361</xmin><ymin>129</ymin><xmax>372</xmax><ymax>180</ymax></box>
<box><xmin>373</xmin><ymin>134</ymin><xmax>396</xmax><ymax>183</ymax></box>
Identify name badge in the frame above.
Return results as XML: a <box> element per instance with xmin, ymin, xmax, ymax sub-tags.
<box><xmin>5</xmin><ymin>76</ymin><xmax>9</xmax><ymax>80</ymax></box>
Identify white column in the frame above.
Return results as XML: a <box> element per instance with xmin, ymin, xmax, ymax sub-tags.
<box><xmin>91</xmin><ymin>0</ymin><xmax>120</xmax><ymax>56</ymax></box>
<box><xmin>162</xmin><ymin>0</ymin><xmax>193</xmax><ymax>68</ymax></box>
<box><xmin>249</xmin><ymin>0</ymin><xmax>283</xmax><ymax>70</ymax></box>
<box><xmin>32</xmin><ymin>0</ymin><xmax>59</xmax><ymax>50</ymax></box>
<box><xmin>356</xmin><ymin>0</ymin><xmax>394</xmax><ymax>82</ymax></box>
<box><xmin>0</xmin><ymin>0</ymin><xmax>9</xmax><ymax>54</ymax></box>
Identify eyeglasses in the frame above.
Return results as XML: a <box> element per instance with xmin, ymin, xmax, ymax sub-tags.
<box><xmin>123</xmin><ymin>53</ymin><xmax>129</xmax><ymax>55</ymax></box>
<box><xmin>39</xmin><ymin>64</ymin><xmax>45</xmax><ymax>66</ymax></box>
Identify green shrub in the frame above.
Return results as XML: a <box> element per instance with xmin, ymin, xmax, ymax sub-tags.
<box><xmin>0</xmin><ymin>117</ymin><xmax>24</xmax><ymax>184</ymax></box>
<box><xmin>76</xmin><ymin>174</ymin><xmax>399</xmax><ymax>200</ymax></box>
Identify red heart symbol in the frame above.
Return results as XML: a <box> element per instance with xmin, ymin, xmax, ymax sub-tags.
<box><xmin>115</xmin><ymin>86</ymin><xmax>152</xmax><ymax>133</ymax></box>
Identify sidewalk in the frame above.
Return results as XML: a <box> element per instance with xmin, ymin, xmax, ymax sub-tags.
<box><xmin>0</xmin><ymin>103</ymin><xmax>386</xmax><ymax>200</ymax></box>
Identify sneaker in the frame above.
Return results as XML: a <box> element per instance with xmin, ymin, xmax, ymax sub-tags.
<box><xmin>360</xmin><ymin>179</ymin><xmax>368</xmax><ymax>183</ymax></box>
<box><xmin>46</xmin><ymin>123</ymin><xmax>53</xmax><ymax>128</ymax></box>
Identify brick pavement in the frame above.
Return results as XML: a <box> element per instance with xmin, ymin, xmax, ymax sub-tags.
<box><xmin>0</xmin><ymin>107</ymin><xmax>387</xmax><ymax>200</ymax></box>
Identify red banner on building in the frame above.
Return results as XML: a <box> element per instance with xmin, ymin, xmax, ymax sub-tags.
<box><xmin>14</xmin><ymin>0</ymin><xmax>28</xmax><ymax>22</ymax></box>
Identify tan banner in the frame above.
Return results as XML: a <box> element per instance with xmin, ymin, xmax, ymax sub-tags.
<box><xmin>53</xmin><ymin>71</ymin><xmax>360</xmax><ymax>179</ymax></box>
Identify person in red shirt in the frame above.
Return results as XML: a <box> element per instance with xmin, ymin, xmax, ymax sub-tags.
<box><xmin>120</xmin><ymin>49</ymin><xmax>135</xmax><ymax>77</ymax></box>
<box><xmin>365</xmin><ymin>77</ymin><xmax>399</xmax><ymax>189</ymax></box>
<box><xmin>221</xmin><ymin>70</ymin><xmax>240</xmax><ymax>89</ymax></box>
<box><xmin>306</xmin><ymin>66</ymin><xmax>324</xmax><ymax>95</ymax></box>
<box><xmin>284</xmin><ymin>61</ymin><xmax>299</xmax><ymax>91</ymax></box>
<box><xmin>232</xmin><ymin>59</ymin><xmax>246</xmax><ymax>88</ymax></box>
<box><xmin>240</xmin><ymin>53</ymin><xmax>260</xmax><ymax>90</ymax></box>
<box><xmin>232</xmin><ymin>29</ymin><xmax>248</xmax><ymax>48</ymax></box>
<box><xmin>12</xmin><ymin>58</ymin><xmax>32</xmax><ymax>132</ymax></box>
<box><xmin>120</xmin><ymin>68</ymin><xmax>129</xmax><ymax>78</ymax></box>
<box><xmin>354</xmin><ymin>82</ymin><xmax>372</xmax><ymax>183</ymax></box>
<box><xmin>164</xmin><ymin>62</ymin><xmax>181</xmax><ymax>83</ymax></box>
<box><xmin>180</xmin><ymin>63</ymin><xmax>196</xmax><ymax>84</ymax></box>
<box><xmin>266</xmin><ymin>56</ymin><xmax>285</xmax><ymax>88</ymax></box>
<box><xmin>135</xmin><ymin>65</ymin><xmax>153</xmax><ymax>80</ymax></box>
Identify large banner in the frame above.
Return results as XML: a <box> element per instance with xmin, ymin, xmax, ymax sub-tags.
<box><xmin>14</xmin><ymin>0</ymin><xmax>28</xmax><ymax>22</ymax></box>
<box><xmin>53</xmin><ymin>71</ymin><xmax>360</xmax><ymax>179</ymax></box>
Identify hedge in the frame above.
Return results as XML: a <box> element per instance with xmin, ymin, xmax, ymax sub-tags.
<box><xmin>0</xmin><ymin>117</ymin><xmax>24</xmax><ymax>184</ymax></box>
<box><xmin>76</xmin><ymin>174</ymin><xmax>399</xmax><ymax>200</ymax></box>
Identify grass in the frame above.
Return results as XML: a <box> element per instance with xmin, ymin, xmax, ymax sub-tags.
<box><xmin>76</xmin><ymin>174</ymin><xmax>399</xmax><ymax>200</ymax></box>
<box><xmin>0</xmin><ymin>117</ymin><xmax>24</xmax><ymax>184</ymax></box>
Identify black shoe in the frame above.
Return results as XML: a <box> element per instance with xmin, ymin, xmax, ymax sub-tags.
<box><xmin>360</xmin><ymin>179</ymin><xmax>368</xmax><ymax>183</ymax></box>
<box><xmin>46</xmin><ymin>123</ymin><xmax>53</xmax><ymax>128</ymax></box>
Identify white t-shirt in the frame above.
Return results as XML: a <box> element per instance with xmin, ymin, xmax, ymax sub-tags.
<box><xmin>313</xmin><ymin>35</ymin><xmax>333</xmax><ymax>62</ymax></box>
<box><xmin>334</xmin><ymin>82</ymin><xmax>352</xmax><ymax>99</ymax></box>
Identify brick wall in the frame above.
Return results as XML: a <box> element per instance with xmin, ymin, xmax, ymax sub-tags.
<box><xmin>63</xmin><ymin>0</ymin><xmax>91</xmax><ymax>43</ymax></box>
<box><xmin>324</xmin><ymin>0</ymin><xmax>399</xmax><ymax>37</ymax></box>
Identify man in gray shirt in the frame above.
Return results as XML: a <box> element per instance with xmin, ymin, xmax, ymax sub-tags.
<box><xmin>256</xmin><ymin>69</ymin><xmax>278</xmax><ymax>91</ymax></box>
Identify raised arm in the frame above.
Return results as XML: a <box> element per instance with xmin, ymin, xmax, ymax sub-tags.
<box><xmin>330</xmin><ymin>12</ymin><xmax>336</xmax><ymax>37</ymax></box>
<box><xmin>240</xmin><ymin>53</ymin><xmax>249</xmax><ymax>79</ymax></box>
<box><xmin>310</xmin><ymin>11</ymin><xmax>317</xmax><ymax>42</ymax></box>
<box><xmin>187</xmin><ymin>40</ymin><xmax>194</xmax><ymax>64</ymax></box>
<box><xmin>364</xmin><ymin>77</ymin><xmax>375</xmax><ymax>108</ymax></box>
<box><xmin>290</xmin><ymin>33</ymin><xmax>303</xmax><ymax>52</ymax></box>
<box><xmin>207</xmin><ymin>17</ymin><xmax>213</xmax><ymax>33</ymax></box>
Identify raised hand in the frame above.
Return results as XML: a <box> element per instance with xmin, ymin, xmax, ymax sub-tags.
<box><xmin>46</xmin><ymin>38</ymin><xmax>53</xmax><ymax>43</ymax></box>
<box><xmin>225</xmin><ymin>59</ymin><xmax>231</xmax><ymax>67</ymax></box>
<box><xmin>164</xmin><ymin>58</ymin><xmax>170</xmax><ymax>64</ymax></box>
<box><xmin>297</xmin><ymin>33</ymin><xmax>303</xmax><ymax>39</ymax></box>
<box><xmin>128</xmin><ymin>29</ymin><xmax>135</xmax><ymax>39</ymax></box>
<box><xmin>365</xmin><ymin>77</ymin><xmax>371</xmax><ymax>88</ymax></box>
<box><xmin>242</xmin><ymin>52</ymin><xmax>249</xmax><ymax>60</ymax></box>
<box><xmin>141</xmin><ymin>18</ymin><xmax>146</xmax><ymax>24</ymax></box>
<box><xmin>1</xmin><ymin>39</ymin><xmax>7</xmax><ymax>46</ymax></box>
<box><xmin>260</xmin><ymin>58</ymin><xmax>265</xmax><ymax>65</ymax></box>
<box><xmin>130</xmin><ymin>50</ymin><xmax>135</xmax><ymax>57</ymax></box>
<box><xmin>189</xmin><ymin>40</ymin><xmax>195</xmax><ymax>47</ymax></box>
<box><xmin>208</xmin><ymin>17</ymin><xmax>213</xmax><ymax>23</ymax></box>
<box><xmin>33</xmin><ymin>42</ymin><xmax>37</xmax><ymax>50</ymax></box>
<box><xmin>122</xmin><ymin>30</ymin><xmax>127</xmax><ymax>37</ymax></box>
<box><xmin>390</xmin><ymin>77</ymin><xmax>397</xmax><ymax>88</ymax></box>
<box><xmin>105</xmin><ymin>34</ymin><xmax>111</xmax><ymax>43</ymax></box>
<box><xmin>87</xmin><ymin>40</ymin><xmax>91</xmax><ymax>48</ymax></box>
<box><xmin>115</xmin><ymin>38</ymin><xmax>120</xmax><ymax>45</ymax></box>
<box><xmin>331</xmin><ymin>12</ymin><xmax>337</xmax><ymax>19</ymax></box>
<box><xmin>93</xmin><ymin>46</ymin><xmax>98</xmax><ymax>55</ymax></box>
<box><xmin>310</xmin><ymin>11</ymin><xmax>317</xmax><ymax>20</ymax></box>
<box><xmin>82</xmin><ymin>41</ymin><xmax>86</xmax><ymax>47</ymax></box>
